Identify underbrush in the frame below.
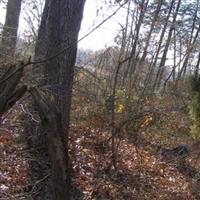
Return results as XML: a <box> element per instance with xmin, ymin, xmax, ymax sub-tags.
<box><xmin>1</xmin><ymin>78</ymin><xmax>200</xmax><ymax>200</ymax></box>
<box><xmin>69</xmin><ymin>91</ymin><xmax>200</xmax><ymax>200</ymax></box>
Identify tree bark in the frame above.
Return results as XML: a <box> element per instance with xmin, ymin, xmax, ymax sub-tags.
<box><xmin>32</xmin><ymin>0</ymin><xmax>50</xmax><ymax>84</ymax></box>
<box><xmin>0</xmin><ymin>0</ymin><xmax>22</xmax><ymax>63</ymax></box>
<box><xmin>30</xmin><ymin>87</ymin><xmax>70</xmax><ymax>200</ymax></box>
<box><xmin>33</xmin><ymin>0</ymin><xmax>86</xmax><ymax>199</ymax></box>
<box><xmin>0</xmin><ymin>62</ymin><xmax>27</xmax><ymax>120</ymax></box>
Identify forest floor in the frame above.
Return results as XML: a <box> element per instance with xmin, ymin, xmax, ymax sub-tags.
<box><xmin>0</xmin><ymin>94</ymin><xmax>200</xmax><ymax>200</ymax></box>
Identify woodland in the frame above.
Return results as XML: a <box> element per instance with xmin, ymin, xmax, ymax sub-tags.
<box><xmin>0</xmin><ymin>0</ymin><xmax>200</xmax><ymax>199</ymax></box>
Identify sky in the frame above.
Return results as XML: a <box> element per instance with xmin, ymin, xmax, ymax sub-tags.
<box><xmin>0</xmin><ymin>0</ymin><xmax>126</xmax><ymax>50</ymax></box>
<box><xmin>78</xmin><ymin>0</ymin><xmax>125</xmax><ymax>50</ymax></box>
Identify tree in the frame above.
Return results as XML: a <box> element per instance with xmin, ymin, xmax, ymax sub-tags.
<box><xmin>154</xmin><ymin>0</ymin><xmax>181</xmax><ymax>89</ymax></box>
<box><xmin>0</xmin><ymin>0</ymin><xmax>22</xmax><ymax>63</ymax></box>
<box><xmin>32</xmin><ymin>0</ymin><xmax>86</xmax><ymax>199</ymax></box>
<box><xmin>140</xmin><ymin>0</ymin><xmax>164</xmax><ymax>62</ymax></box>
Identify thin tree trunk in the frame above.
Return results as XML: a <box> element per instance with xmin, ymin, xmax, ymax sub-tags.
<box><xmin>141</xmin><ymin>0</ymin><xmax>163</xmax><ymax>62</ymax></box>
<box><xmin>172</xmin><ymin>29</ymin><xmax>176</xmax><ymax>80</ymax></box>
<box><xmin>128</xmin><ymin>0</ymin><xmax>149</xmax><ymax>80</ymax></box>
<box><xmin>153</xmin><ymin>0</ymin><xmax>181</xmax><ymax>90</ymax></box>
<box><xmin>178</xmin><ymin>0</ymin><xmax>199</xmax><ymax>78</ymax></box>
<box><xmin>147</xmin><ymin>0</ymin><xmax>175</xmax><ymax>88</ymax></box>
<box><xmin>178</xmin><ymin>23</ymin><xmax>200</xmax><ymax>78</ymax></box>
<box><xmin>195</xmin><ymin>53</ymin><xmax>200</xmax><ymax>79</ymax></box>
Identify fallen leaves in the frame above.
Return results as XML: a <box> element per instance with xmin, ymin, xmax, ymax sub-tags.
<box><xmin>69</xmin><ymin>122</ymin><xmax>198</xmax><ymax>200</ymax></box>
<box><xmin>0</xmin><ymin>128</ymin><xmax>29</xmax><ymax>198</ymax></box>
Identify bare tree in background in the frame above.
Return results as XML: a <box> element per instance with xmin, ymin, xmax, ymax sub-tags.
<box><xmin>0</xmin><ymin>0</ymin><xmax>22</xmax><ymax>63</ymax></box>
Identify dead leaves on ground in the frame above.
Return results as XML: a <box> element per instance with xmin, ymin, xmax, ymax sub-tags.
<box><xmin>69</xmin><ymin>122</ymin><xmax>198</xmax><ymax>200</ymax></box>
<box><xmin>0</xmin><ymin>128</ymin><xmax>29</xmax><ymax>199</ymax></box>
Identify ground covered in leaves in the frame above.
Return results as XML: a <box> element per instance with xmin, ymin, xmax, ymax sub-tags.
<box><xmin>0</xmin><ymin>106</ymin><xmax>30</xmax><ymax>200</ymax></box>
<box><xmin>1</xmin><ymin>95</ymin><xmax>200</xmax><ymax>200</ymax></box>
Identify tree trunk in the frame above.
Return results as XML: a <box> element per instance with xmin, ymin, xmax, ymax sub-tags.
<box><xmin>0</xmin><ymin>0</ymin><xmax>22</xmax><ymax>63</ymax></box>
<box><xmin>195</xmin><ymin>53</ymin><xmax>200</xmax><ymax>79</ymax></box>
<box><xmin>33</xmin><ymin>0</ymin><xmax>86</xmax><ymax>199</ymax></box>
<box><xmin>153</xmin><ymin>0</ymin><xmax>181</xmax><ymax>90</ymax></box>
<box><xmin>141</xmin><ymin>0</ymin><xmax>163</xmax><ymax>62</ymax></box>
<box><xmin>146</xmin><ymin>0</ymin><xmax>175</xmax><ymax>91</ymax></box>
<box><xmin>127</xmin><ymin>0</ymin><xmax>149</xmax><ymax>81</ymax></box>
<box><xmin>30</xmin><ymin>87</ymin><xmax>70</xmax><ymax>200</ymax></box>
<box><xmin>178</xmin><ymin>23</ymin><xmax>200</xmax><ymax>78</ymax></box>
<box><xmin>32</xmin><ymin>0</ymin><xmax>50</xmax><ymax>84</ymax></box>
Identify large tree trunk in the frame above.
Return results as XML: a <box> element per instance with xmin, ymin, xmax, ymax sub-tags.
<box><xmin>35</xmin><ymin>0</ymin><xmax>85</xmax><ymax>122</ymax></box>
<box><xmin>0</xmin><ymin>0</ymin><xmax>22</xmax><ymax>63</ymax></box>
<box><xmin>30</xmin><ymin>87</ymin><xmax>70</xmax><ymax>200</ymax></box>
<box><xmin>43</xmin><ymin>0</ymin><xmax>85</xmax><ymax>123</ymax></box>
<box><xmin>32</xmin><ymin>0</ymin><xmax>86</xmax><ymax>199</ymax></box>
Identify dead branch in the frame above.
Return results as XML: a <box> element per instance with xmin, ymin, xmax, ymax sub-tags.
<box><xmin>0</xmin><ymin>62</ymin><xmax>27</xmax><ymax>117</ymax></box>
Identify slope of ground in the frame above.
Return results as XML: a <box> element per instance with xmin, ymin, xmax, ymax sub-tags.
<box><xmin>0</xmin><ymin>94</ymin><xmax>200</xmax><ymax>200</ymax></box>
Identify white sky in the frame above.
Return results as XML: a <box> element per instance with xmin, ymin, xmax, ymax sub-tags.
<box><xmin>0</xmin><ymin>0</ymin><xmax>126</xmax><ymax>50</ymax></box>
<box><xmin>79</xmin><ymin>0</ymin><xmax>125</xmax><ymax>50</ymax></box>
